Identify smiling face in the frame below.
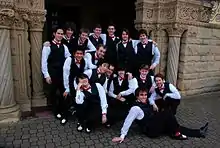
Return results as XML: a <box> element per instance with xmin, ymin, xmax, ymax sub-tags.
<box><xmin>155</xmin><ymin>77</ymin><xmax>164</xmax><ymax>88</ymax></box>
<box><xmin>66</xmin><ymin>28</ymin><xmax>73</xmax><ymax>38</ymax></box>
<box><xmin>94</xmin><ymin>27</ymin><xmax>102</xmax><ymax>37</ymax></box>
<box><xmin>79</xmin><ymin>32</ymin><xmax>88</xmax><ymax>42</ymax></box>
<box><xmin>107</xmin><ymin>25</ymin><xmax>115</xmax><ymax>36</ymax></box>
<box><xmin>54</xmin><ymin>29</ymin><xmax>64</xmax><ymax>41</ymax></box>
<box><xmin>137</xmin><ymin>90</ymin><xmax>148</xmax><ymax>104</ymax></box>
<box><xmin>118</xmin><ymin>70</ymin><xmax>125</xmax><ymax>78</ymax></box>
<box><xmin>139</xmin><ymin>33</ymin><xmax>148</xmax><ymax>43</ymax></box>
<box><xmin>122</xmin><ymin>31</ymin><xmax>129</xmax><ymax>41</ymax></box>
<box><xmin>74</xmin><ymin>50</ymin><xmax>84</xmax><ymax>61</ymax></box>
<box><xmin>96</xmin><ymin>46</ymin><xmax>106</xmax><ymax>59</ymax></box>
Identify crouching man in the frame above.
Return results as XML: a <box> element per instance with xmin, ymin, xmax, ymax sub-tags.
<box><xmin>75</xmin><ymin>74</ymin><xmax>108</xmax><ymax>133</ymax></box>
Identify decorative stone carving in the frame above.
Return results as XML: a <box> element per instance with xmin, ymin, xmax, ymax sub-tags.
<box><xmin>29</xmin><ymin>13</ymin><xmax>46</xmax><ymax>30</ymax></box>
<box><xmin>166</xmin><ymin>25</ymin><xmax>187</xmax><ymax>37</ymax></box>
<box><xmin>0</xmin><ymin>8</ymin><xmax>14</xmax><ymax>27</ymax></box>
<box><xmin>209</xmin><ymin>0</ymin><xmax>220</xmax><ymax>24</ymax></box>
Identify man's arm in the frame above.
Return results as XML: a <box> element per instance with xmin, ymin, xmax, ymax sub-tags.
<box><xmin>75</xmin><ymin>86</ymin><xmax>85</xmax><ymax>104</ymax></box>
<box><xmin>165</xmin><ymin>84</ymin><xmax>181</xmax><ymax>99</ymax></box>
<box><xmin>120</xmin><ymin>78</ymin><xmax>138</xmax><ymax>97</ymax></box>
<box><xmin>96</xmin><ymin>83</ymin><xmax>108</xmax><ymax>114</ymax></box>
<box><xmin>151</xmin><ymin>44</ymin><xmax>160</xmax><ymax>68</ymax></box>
<box><xmin>41</xmin><ymin>46</ymin><xmax>51</xmax><ymax>78</ymax></box>
<box><xmin>108</xmin><ymin>81</ymin><xmax>117</xmax><ymax>98</ymax></box>
<box><xmin>63</xmin><ymin>57</ymin><xmax>72</xmax><ymax>93</ymax></box>
<box><xmin>64</xmin><ymin>45</ymin><xmax>71</xmax><ymax>58</ymax></box>
<box><xmin>86</xmin><ymin>39</ymin><xmax>96</xmax><ymax>53</ymax></box>
<box><xmin>84</xmin><ymin>53</ymin><xmax>97</xmax><ymax>69</ymax></box>
<box><xmin>83</xmin><ymin>69</ymin><xmax>93</xmax><ymax>79</ymax></box>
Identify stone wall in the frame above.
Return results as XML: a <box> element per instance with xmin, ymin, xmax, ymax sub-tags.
<box><xmin>178</xmin><ymin>26</ymin><xmax>220</xmax><ymax>96</ymax></box>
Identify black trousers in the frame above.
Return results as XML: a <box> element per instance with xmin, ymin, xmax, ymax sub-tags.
<box><xmin>141</xmin><ymin>110</ymin><xmax>202</xmax><ymax>138</ymax></box>
<box><xmin>155</xmin><ymin>98</ymin><xmax>180</xmax><ymax>115</ymax></box>
<box><xmin>75</xmin><ymin>100</ymin><xmax>102</xmax><ymax>129</ymax></box>
<box><xmin>45</xmin><ymin>77</ymin><xmax>67</xmax><ymax>118</ymax></box>
<box><xmin>107</xmin><ymin>95</ymin><xmax>135</xmax><ymax>125</ymax></box>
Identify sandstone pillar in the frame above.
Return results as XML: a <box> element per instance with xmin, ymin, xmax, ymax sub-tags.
<box><xmin>166</xmin><ymin>26</ymin><xmax>186</xmax><ymax>86</ymax></box>
<box><xmin>0</xmin><ymin>8</ymin><xmax>20</xmax><ymax>123</ymax></box>
<box><xmin>29</xmin><ymin>13</ymin><xmax>46</xmax><ymax>107</ymax></box>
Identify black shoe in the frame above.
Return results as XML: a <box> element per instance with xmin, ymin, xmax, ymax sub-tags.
<box><xmin>200</xmin><ymin>122</ymin><xmax>209</xmax><ymax>138</ymax></box>
<box><xmin>77</xmin><ymin>123</ymin><xmax>83</xmax><ymax>132</ymax></box>
<box><xmin>60</xmin><ymin>118</ymin><xmax>67</xmax><ymax>125</ymax></box>
<box><xmin>173</xmin><ymin>134</ymin><xmax>188</xmax><ymax>140</ymax></box>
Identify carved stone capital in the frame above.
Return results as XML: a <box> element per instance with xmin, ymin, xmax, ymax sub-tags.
<box><xmin>0</xmin><ymin>8</ymin><xmax>15</xmax><ymax>27</ymax></box>
<box><xmin>209</xmin><ymin>0</ymin><xmax>220</xmax><ymax>24</ymax></box>
<box><xmin>166</xmin><ymin>24</ymin><xmax>187</xmax><ymax>37</ymax></box>
<box><xmin>29</xmin><ymin>12</ymin><xmax>46</xmax><ymax>31</ymax></box>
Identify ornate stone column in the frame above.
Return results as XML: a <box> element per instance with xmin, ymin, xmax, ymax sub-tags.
<box><xmin>0</xmin><ymin>8</ymin><xmax>20</xmax><ymax>123</ymax></box>
<box><xmin>29</xmin><ymin>12</ymin><xmax>46</xmax><ymax>107</ymax></box>
<box><xmin>166</xmin><ymin>26</ymin><xmax>186</xmax><ymax>86</ymax></box>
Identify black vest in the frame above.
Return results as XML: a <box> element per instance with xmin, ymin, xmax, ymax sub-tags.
<box><xmin>117</xmin><ymin>41</ymin><xmax>136</xmax><ymax>67</ymax></box>
<box><xmin>88</xmin><ymin>51</ymin><xmax>103</xmax><ymax>66</ymax></box>
<box><xmin>47</xmin><ymin>42</ymin><xmax>66</xmax><ymax>78</ymax></box>
<box><xmin>107</xmin><ymin>75</ymin><xmax>114</xmax><ymax>92</ymax></box>
<box><xmin>89</xmin><ymin>35</ymin><xmax>103</xmax><ymax>48</ymax></box>
<box><xmin>83</xmin><ymin>83</ymin><xmax>100</xmax><ymax>104</ymax></box>
<box><xmin>89</xmin><ymin>69</ymin><xmax>107</xmax><ymax>86</ymax></box>
<box><xmin>105</xmin><ymin>36</ymin><xmax>120</xmax><ymax>65</ymax></box>
<box><xmin>69</xmin><ymin>37</ymin><xmax>88</xmax><ymax>54</ymax></box>
<box><xmin>112</xmin><ymin>76</ymin><xmax>129</xmax><ymax>95</ymax></box>
<box><xmin>155</xmin><ymin>82</ymin><xmax>172</xmax><ymax>98</ymax></box>
<box><xmin>62</xmin><ymin>36</ymin><xmax>75</xmax><ymax>53</ymax></box>
<box><xmin>69</xmin><ymin>57</ymin><xmax>86</xmax><ymax>94</ymax></box>
<box><xmin>136</xmin><ymin>74</ymin><xmax>153</xmax><ymax>91</ymax></box>
<box><xmin>136</xmin><ymin>42</ymin><xmax>153</xmax><ymax>66</ymax></box>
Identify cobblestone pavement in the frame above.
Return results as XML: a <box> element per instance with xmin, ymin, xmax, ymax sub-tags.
<box><xmin>1</xmin><ymin>93</ymin><xmax>220</xmax><ymax>148</ymax></box>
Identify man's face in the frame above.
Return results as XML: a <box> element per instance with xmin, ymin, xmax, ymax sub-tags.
<box><xmin>94</xmin><ymin>27</ymin><xmax>102</xmax><ymax>37</ymax></box>
<box><xmin>99</xmin><ymin>65</ymin><xmax>108</xmax><ymax>74</ymax></box>
<box><xmin>107</xmin><ymin>26</ymin><xmax>115</xmax><ymax>35</ymax></box>
<box><xmin>79</xmin><ymin>78</ymin><xmax>89</xmax><ymax>86</ymax></box>
<box><xmin>96</xmin><ymin>47</ymin><xmax>106</xmax><ymax>59</ymax></box>
<box><xmin>139</xmin><ymin>33</ymin><xmax>148</xmax><ymax>42</ymax></box>
<box><xmin>80</xmin><ymin>32</ymin><xmax>88</xmax><ymax>42</ymax></box>
<box><xmin>66</xmin><ymin>29</ymin><xmax>73</xmax><ymax>37</ymax></box>
<box><xmin>54</xmin><ymin>29</ymin><xmax>64</xmax><ymax>41</ymax></box>
<box><xmin>137</xmin><ymin>91</ymin><xmax>148</xmax><ymax>104</ymax></box>
<box><xmin>122</xmin><ymin>31</ymin><xmax>128</xmax><ymax>41</ymax></box>
<box><xmin>106</xmin><ymin>65</ymin><xmax>114</xmax><ymax>77</ymax></box>
<box><xmin>155</xmin><ymin>77</ymin><xmax>164</xmax><ymax>88</ymax></box>
<box><xmin>118</xmin><ymin>70</ymin><xmax>125</xmax><ymax>78</ymax></box>
<box><xmin>139</xmin><ymin>69</ymin><xmax>149</xmax><ymax>77</ymax></box>
<box><xmin>74</xmin><ymin>50</ymin><xmax>84</xmax><ymax>61</ymax></box>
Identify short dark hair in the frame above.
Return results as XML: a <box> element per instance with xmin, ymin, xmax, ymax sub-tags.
<box><xmin>73</xmin><ymin>47</ymin><xmax>85</xmax><ymax>54</ymax></box>
<box><xmin>154</xmin><ymin>73</ymin><xmax>165</xmax><ymax>81</ymax></box>
<box><xmin>135</xmin><ymin>87</ymin><xmax>148</xmax><ymax>97</ymax></box>
<box><xmin>139</xmin><ymin>64</ymin><xmax>149</xmax><ymax>70</ymax></box>
<box><xmin>52</xmin><ymin>26</ymin><xmax>63</xmax><ymax>34</ymax></box>
<box><xmin>122</xmin><ymin>28</ymin><xmax>130</xmax><ymax>36</ymax></box>
<box><xmin>80</xmin><ymin>28</ymin><xmax>90</xmax><ymax>35</ymax></box>
<box><xmin>108</xmin><ymin>22</ymin><xmax>116</xmax><ymax>28</ymax></box>
<box><xmin>138</xmin><ymin>29</ymin><xmax>148</xmax><ymax>36</ymax></box>
<box><xmin>96</xmin><ymin>44</ymin><xmax>106</xmax><ymax>50</ymax></box>
<box><xmin>64</xmin><ymin>23</ymin><xmax>76</xmax><ymax>32</ymax></box>
<box><xmin>76</xmin><ymin>73</ymin><xmax>89</xmax><ymax>84</ymax></box>
<box><xmin>94</xmin><ymin>24</ymin><xmax>102</xmax><ymax>29</ymax></box>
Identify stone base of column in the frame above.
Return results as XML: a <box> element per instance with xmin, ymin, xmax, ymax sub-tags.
<box><xmin>0</xmin><ymin>103</ymin><xmax>20</xmax><ymax>124</ymax></box>
<box><xmin>31</xmin><ymin>94</ymin><xmax>47</xmax><ymax>107</ymax></box>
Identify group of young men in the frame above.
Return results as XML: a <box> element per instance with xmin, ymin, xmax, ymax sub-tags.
<box><xmin>41</xmin><ymin>23</ymin><xmax>208</xmax><ymax>142</ymax></box>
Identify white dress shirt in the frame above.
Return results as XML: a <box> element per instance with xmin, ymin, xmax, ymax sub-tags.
<box><xmin>108</xmin><ymin>78</ymin><xmax>138</xmax><ymax>98</ymax></box>
<box><xmin>63</xmin><ymin>57</ymin><xmax>93</xmax><ymax>93</ymax></box>
<box><xmin>83</xmin><ymin>69</ymin><xmax>108</xmax><ymax>92</ymax></box>
<box><xmin>41</xmin><ymin>44</ymin><xmax>71</xmax><ymax>78</ymax></box>
<box><xmin>132</xmin><ymin>40</ymin><xmax>160</xmax><ymax>67</ymax></box>
<box><xmin>120</xmin><ymin>106</ymin><xmax>144</xmax><ymax>139</ymax></box>
<box><xmin>75</xmin><ymin>83</ymin><xmax>108</xmax><ymax>114</ymax></box>
<box><xmin>84</xmin><ymin>52</ymin><xmax>98</xmax><ymax>69</ymax></box>
<box><xmin>148</xmin><ymin>83</ymin><xmax>181</xmax><ymax>105</ymax></box>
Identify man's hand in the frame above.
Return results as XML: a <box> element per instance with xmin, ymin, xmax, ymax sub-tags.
<box><xmin>112</xmin><ymin>137</ymin><xmax>124</xmax><ymax>143</ymax></box>
<box><xmin>163</xmin><ymin>94</ymin><xmax>168</xmax><ymax>100</ymax></box>
<box><xmin>149</xmin><ymin>64</ymin><xmax>156</xmax><ymax>70</ymax></box>
<box><xmin>63</xmin><ymin>92</ymin><xmax>69</xmax><ymax>99</ymax></box>
<box><xmin>76</xmin><ymin>83</ymin><xmax>83</xmax><ymax>91</ymax></box>
<box><xmin>120</xmin><ymin>97</ymin><xmax>126</xmax><ymax>102</ymax></box>
<box><xmin>43</xmin><ymin>41</ymin><xmax>51</xmax><ymax>47</ymax></box>
<box><xmin>116</xmin><ymin>93</ymin><xmax>122</xmax><ymax>100</ymax></box>
<box><xmin>45</xmin><ymin>77</ymin><xmax>52</xmax><ymax>84</ymax></box>
<box><xmin>149</xmin><ymin>86</ymin><xmax>155</xmax><ymax>93</ymax></box>
<box><xmin>127</xmin><ymin>72</ymin><xmax>133</xmax><ymax>80</ymax></box>
<box><xmin>102</xmin><ymin>114</ymin><xmax>107</xmax><ymax>124</ymax></box>
<box><xmin>153</xmin><ymin>40</ymin><xmax>158</xmax><ymax>46</ymax></box>
<box><xmin>153</xmin><ymin>104</ymin><xmax>159</xmax><ymax>112</ymax></box>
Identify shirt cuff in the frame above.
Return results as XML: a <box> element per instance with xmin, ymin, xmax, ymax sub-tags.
<box><xmin>44</xmin><ymin>73</ymin><xmax>50</xmax><ymax>78</ymax></box>
<box><xmin>120</xmin><ymin>91</ymin><xmax>125</xmax><ymax>96</ymax></box>
<box><xmin>120</xmin><ymin>134</ymin><xmax>125</xmax><ymax>139</ymax></box>
<box><xmin>102</xmin><ymin>108</ymin><xmax>107</xmax><ymax>114</ymax></box>
<box><xmin>151</xmin><ymin>63</ymin><xmax>157</xmax><ymax>68</ymax></box>
<box><xmin>65</xmin><ymin>88</ymin><xmax>70</xmax><ymax>93</ymax></box>
<box><xmin>112</xmin><ymin>94</ymin><xmax>117</xmax><ymax>99</ymax></box>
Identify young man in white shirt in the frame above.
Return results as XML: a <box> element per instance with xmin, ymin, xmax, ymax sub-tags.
<box><xmin>112</xmin><ymin>87</ymin><xmax>208</xmax><ymax>143</ymax></box>
<box><xmin>75</xmin><ymin>74</ymin><xmax>108</xmax><ymax>133</ymax></box>
<box><xmin>41</xmin><ymin>27</ymin><xmax>71</xmax><ymax>124</ymax></box>
<box><xmin>149</xmin><ymin>73</ymin><xmax>181</xmax><ymax>115</ymax></box>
